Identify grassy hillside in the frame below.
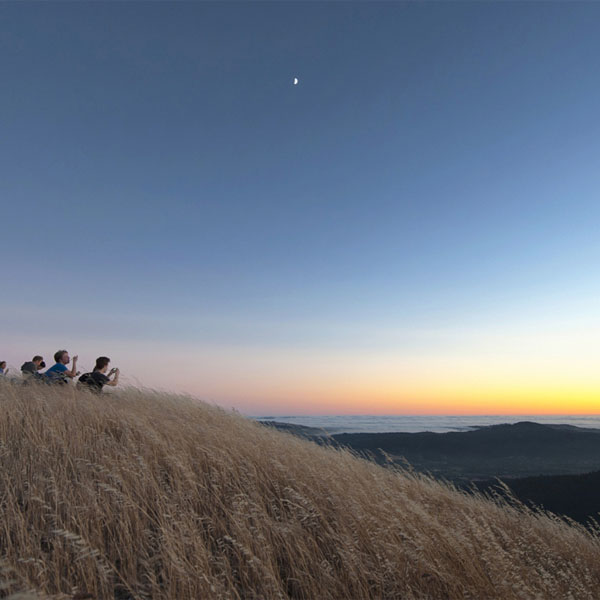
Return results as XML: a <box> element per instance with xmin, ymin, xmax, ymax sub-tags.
<box><xmin>1</xmin><ymin>383</ymin><xmax>599</xmax><ymax>599</ymax></box>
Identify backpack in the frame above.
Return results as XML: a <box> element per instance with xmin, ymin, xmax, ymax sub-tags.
<box><xmin>77</xmin><ymin>373</ymin><xmax>91</xmax><ymax>388</ymax></box>
<box><xmin>77</xmin><ymin>372</ymin><xmax>103</xmax><ymax>392</ymax></box>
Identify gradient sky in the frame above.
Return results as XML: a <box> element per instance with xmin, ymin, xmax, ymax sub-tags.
<box><xmin>1</xmin><ymin>2</ymin><xmax>599</xmax><ymax>415</ymax></box>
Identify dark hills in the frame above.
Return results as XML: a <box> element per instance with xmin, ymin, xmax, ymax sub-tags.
<box><xmin>330</xmin><ymin>421</ymin><xmax>600</xmax><ymax>480</ymax></box>
<box><xmin>474</xmin><ymin>470</ymin><xmax>600</xmax><ymax>528</ymax></box>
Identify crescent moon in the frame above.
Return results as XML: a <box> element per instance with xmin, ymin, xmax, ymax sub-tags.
<box><xmin>293</xmin><ymin>77</ymin><xmax>299</xmax><ymax>85</ymax></box>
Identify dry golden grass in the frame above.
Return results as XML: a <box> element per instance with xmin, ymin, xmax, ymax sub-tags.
<box><xmin>1</xmin><ymin>382</ymin><xmax>599</xmax><ymax>599</ymax></box>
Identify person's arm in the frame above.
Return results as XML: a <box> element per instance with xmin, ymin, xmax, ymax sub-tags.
<box><xmin>106</xmin><ymin>368</ymin><xmax>120</xmax><ymax>387</ymax></box>
<box><xmin>66</xmin><ymin>355</ymin><xmax>79</xmax><ymax>378</ymax></box>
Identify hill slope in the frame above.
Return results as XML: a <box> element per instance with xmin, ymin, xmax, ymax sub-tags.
<box><xmin>1</xmin><ymin>383</ymin><xmax>600</xmax><ymax>599</ymax></box>
<box><xmin>331</xmin><ymin>421</ymin><xmax>600</xmax><ymax>480</ymax></box>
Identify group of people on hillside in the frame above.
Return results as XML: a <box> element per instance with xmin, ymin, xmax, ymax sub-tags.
<box><xmin>0</xmin><ymin>350</ymin><xmax>119</xmax><ymax>393</ymax></box>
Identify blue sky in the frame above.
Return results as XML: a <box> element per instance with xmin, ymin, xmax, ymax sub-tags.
<box><xmin>1</xmin><ymin>3</ymin><xmax>599</xmax><ymax>413</ymax></box>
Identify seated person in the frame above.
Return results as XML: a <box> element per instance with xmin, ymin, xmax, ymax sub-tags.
<box><xmin>45</xmin><ymin>350</ymin><xmax>79</xmax><ymax>383</ymax></box>
<box><xmin>78</xmin><ymin>356</ymin><xmax>119</xmax><ymax>393</ymax></box>
<box><xmin>0</xmin><ymin>361</ymin><xmax>7</xmax><ymax>376</ymax></box>
<box><xmin>21</xmin><ymin>355</ymin><xmax>46</xmax><ymax>380</ymax></box>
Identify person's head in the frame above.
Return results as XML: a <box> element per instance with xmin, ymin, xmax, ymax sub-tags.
<box><xmin>54</xmin><ymin>350</ymin><xmax>70</xmax><ymax>365</ymax></box>
<box><xmin>94</xmin><ymin>356</ymin><xmax>110</xmax><ymax>373</ymax></box>
<box><xmin>32</xmin><ymin>355</ymin><xmax>45</xmax><ymax>369</ymax></box>
<box><xmin>0</xmin><ymin>361</ymin><xmax>6</xmax><ymax>370</ymax></box>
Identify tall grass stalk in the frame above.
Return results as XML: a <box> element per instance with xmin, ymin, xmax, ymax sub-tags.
<box><xmin>1</xmin><ymin>382</ymin><xmax>599</xmax><ymax>599</ymax></box>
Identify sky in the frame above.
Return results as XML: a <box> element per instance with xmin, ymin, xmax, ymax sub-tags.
<box><xmin>1</xmin><ymin>2</ymin><xmax>599</xmax><ymax>415</ymax></box>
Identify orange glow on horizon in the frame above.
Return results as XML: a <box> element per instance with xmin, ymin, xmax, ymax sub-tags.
<box><xmin>155</xmin><ymin>342</ymin><xmax>600</xmax><ymax>415</ymax></box>
<box><xmin>195</xmin><ymin>375</ymin><xmax>600</xmax><ymax>415</ymax></box>
<box><xmin>8</xmin><ymin>333</ymin><xmax>597</xmax><ymax>416</ymax></box>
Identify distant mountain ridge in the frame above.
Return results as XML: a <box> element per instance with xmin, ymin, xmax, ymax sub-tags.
<box><xmin>262</xmin><ymin>420</ymin><xmax>600</xmax><ymax>480</ymax></box>
<box><xmin>329</xmin><ymin>421</ymin><xmax>600</xmax><ymax>480</ymax></box>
